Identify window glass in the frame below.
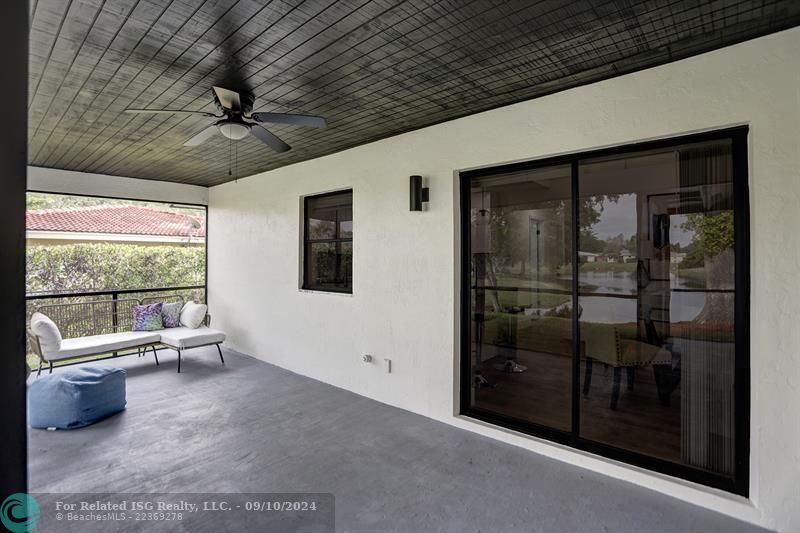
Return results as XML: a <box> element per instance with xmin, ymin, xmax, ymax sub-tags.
<box><xmin>339</xmin><ymin>207</ymin><xmax>353</xmax><ymax>238</ymax></box>
<box><xmin>467</xmin><ymin>165</ymin><xmax>573</xmax><ymax>431</ymax></box>
<box><xmin>304</xmin><ymin>191</ymin><xmax>353</xmax><ymax>293</ymax></box>
<box><xmin>308</xmin><ymin>214</ymin><xmax>336</xmax><ymax>240</ymax></box>
<box><xmin>578</xmin><ymin>140</ymin><xmax>737</xmax><ymax>474</ymax></box>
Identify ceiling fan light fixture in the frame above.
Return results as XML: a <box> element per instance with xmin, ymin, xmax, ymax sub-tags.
<box><xmin>125</xmin><ymin>87</ymin><xmax>325</xmax><ymax>152</ymax></box>
<box><xmin>217</xmin><ymin>121</ymin><xmax>250</xmax><ymax>140</ymax></box>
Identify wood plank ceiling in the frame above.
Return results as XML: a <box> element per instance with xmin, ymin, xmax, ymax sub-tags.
<box><xmin>29</xmin><ymin>0</ymin><xmax>800</xmax><ymax>187</ymax></box>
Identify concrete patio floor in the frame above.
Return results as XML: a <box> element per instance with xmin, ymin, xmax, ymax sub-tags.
<box><xmin>28</xmin><ymin>348</ymin><xmax>765</xmax><ymax>533</ymax></box>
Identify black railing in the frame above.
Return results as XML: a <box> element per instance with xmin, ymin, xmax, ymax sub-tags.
<box><xmin>25</xmin><ymin>285</ymin><xmax>206</xmax><ymax>300</ymax></box>
<box><xmin>25</xmin><ymin>285</ymin><xmax>206</xmax><ymax>334</ymax></box>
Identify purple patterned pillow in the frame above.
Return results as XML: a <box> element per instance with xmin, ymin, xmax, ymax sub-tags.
<box><xmin>132</xmin><ymin>303</ymin><xmax>164</xmax><ymax>331</ymax></box>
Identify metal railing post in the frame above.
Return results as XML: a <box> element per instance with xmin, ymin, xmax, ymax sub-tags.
<box><xmin>112</xmin><ymin>291</ymin><xmax>119</xmax><ymax>357</ymax></box>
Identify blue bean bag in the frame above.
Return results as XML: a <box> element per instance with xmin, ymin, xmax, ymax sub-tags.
<box><xmin>28</xmin><ymin>366</ymin><xmax>126</xmax><ymax>429</ymax></box>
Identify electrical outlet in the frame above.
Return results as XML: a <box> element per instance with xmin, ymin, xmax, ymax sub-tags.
<box><xmin>362</xmin><ymin>354</ymin><xmax>373</xmax><ymax>363</ymax></box>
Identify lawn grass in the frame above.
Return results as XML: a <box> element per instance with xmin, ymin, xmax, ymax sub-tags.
<box><xmin>496</xmin><ymin>290</ymin><xmax>570</xmax><ymax>309</ymax></box>
<box><xmin>675</xmin><ymin>267</ymin><xmax>706</xmax><ymax>287</ymax></box>
<box><xmin>490</xmin><ymin>274</ymin><xmax>571</xmax><ymax>309</ymax></box>
<box><xmin>578</xmin><ymin>261</ymin><xmax>636</xmax><ymax>273</ymax></box>
<box><xmin>478</xmin><ymin>313</ymin><xmax>734</xmax><ymax>357</ymax></box>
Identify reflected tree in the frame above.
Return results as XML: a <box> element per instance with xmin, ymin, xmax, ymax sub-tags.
<box><xmin>682</xmin><ymin>211</ymin><xmax>734</xmax><ymax>323</ymax></box>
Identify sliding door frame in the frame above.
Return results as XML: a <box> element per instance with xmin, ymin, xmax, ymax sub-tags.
<box><xmin>458</xmin><ymin>126</ymin><xmax>750</xmax><ymax>496</ymax></box>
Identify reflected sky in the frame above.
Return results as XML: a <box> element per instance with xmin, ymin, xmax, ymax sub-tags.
<box><xmin>590</xmin><ymin>194</ymin><xmax>694</xmax><ymax>247</ymax></box>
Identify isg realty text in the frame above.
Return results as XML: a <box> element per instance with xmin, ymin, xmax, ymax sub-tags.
<box><xmin>55</xmin><ymin>500</ymin><xmax>200</xmax><ymax>512</ymax></box>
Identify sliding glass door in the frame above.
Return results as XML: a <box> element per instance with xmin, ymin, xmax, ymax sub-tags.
<box><xmin>460</xmin><ymin>128</ymin><xmax>748</xmax><ymax>494</ymax></box>
<box><xmin>466</xmin><ymin>165</ymin><xmax>573</xmax><ymax>432</ymax></box>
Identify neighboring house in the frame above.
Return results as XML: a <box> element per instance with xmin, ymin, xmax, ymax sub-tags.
<box><xmin>619</xmin><ymin>249</ymin><xmax>636</xmax><ymax>263</ymax></box>
<box><xmin>26</xmin><ymin>205</ymin><xmax>205</xmax><ymax>246</ymax></box>
<box><xmin>578</xmin><ymin>251</ymin><xmax>599</xmax><ymax>263</ymax></box>
<box><xmin>671</xmin><ymin>251</ymin><xmax>688</xmax><ymax>264</ymax></box>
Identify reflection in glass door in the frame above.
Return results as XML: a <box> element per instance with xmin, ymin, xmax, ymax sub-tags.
<box><xmin>461</xmin><ymin>129</ymin><xmax>748</xmax><ymax>494</ymax></box>
<box><xmin>467</xmin><ymin>165</ymin><xmax>573</xmax><ymax>431</ymax></box>
<box><xmin>578</xmin><ymin>140</ymin><xmax>738</xmax><ymax>473</ymax></box>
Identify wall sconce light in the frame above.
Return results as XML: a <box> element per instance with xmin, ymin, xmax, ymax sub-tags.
<box><xmin>409</xmin><ymin>175</ymin><xmax>429</xmax><ymax>211</ymax></box>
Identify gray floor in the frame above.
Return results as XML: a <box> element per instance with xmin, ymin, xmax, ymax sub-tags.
<box><xmin>28</xmin><ymin>348</ymin><xmax>765</xmax><ymax>533</ymax></box>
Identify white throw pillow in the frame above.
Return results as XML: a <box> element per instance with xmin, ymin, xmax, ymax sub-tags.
<box><xmin>30</xmin><ymin>312</ymin><xmax>62</xmax><ymax>355</ymax></box>
<box><xmin>180</xmin><ymin>302</ymin><xmax>208</xmax><ymax>329</ymax></box>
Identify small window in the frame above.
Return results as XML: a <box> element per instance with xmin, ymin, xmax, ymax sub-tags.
<box><xmin>303</xmin><ymin>190</ymin><xmax>353</xmax><ymax>293</ymax></box>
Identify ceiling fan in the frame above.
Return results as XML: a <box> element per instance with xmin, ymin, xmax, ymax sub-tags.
<box><xmin>124</xmin><ymin>86</ymin><xmax>326</xmax><ymax>153</ymax></box>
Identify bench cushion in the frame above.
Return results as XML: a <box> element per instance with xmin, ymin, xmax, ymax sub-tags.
<box><xmin>28</xmin><ymin>366</ymin><xmax>126</xmax><ymax>429</ymax></box>
<box><xmin>50</xmin><ymin>331</ymin><xmax>161</xmax><ymax>361</ymax></box>
<box><xmin>158</xmin><ymin>327</ymin><xmax>225</xmax><ymax>349</ymax></box>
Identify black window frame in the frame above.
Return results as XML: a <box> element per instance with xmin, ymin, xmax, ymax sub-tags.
<box><xmin>458</xmin><ymin>126</ymin><xmax>750</xmax><ymax>496</ymax></box>
<box><xmin>302</xmin><ymin>189</ymin><xmax>353</xmax><ymax>294</ymax></box>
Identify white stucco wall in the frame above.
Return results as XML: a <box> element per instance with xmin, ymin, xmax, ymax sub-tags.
<box><xmin>209</xmin><ymin>28</ymin><xmax>800</xmax><ymax>531</ymax></box>
<box><xmin>28</xmin><ymin>166</ymin><xmax>208</xmax><ymax>205</ymax></box>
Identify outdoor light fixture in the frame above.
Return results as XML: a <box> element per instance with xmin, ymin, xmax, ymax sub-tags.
<box><xmin>217</xmin><ymin>121</ymin><xmax>251</xmax><ymax>140</ymax></box>
<box><xmin>472</xmin><ymin>191</ymin><xmax>491</xmax><ymax>253</ymax></box>
<box><xmin>409</xmin><ymin>175</ymin><xmax>429</xmax><ymax>211</ymax></box>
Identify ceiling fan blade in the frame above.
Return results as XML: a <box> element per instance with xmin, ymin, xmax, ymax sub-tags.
<box><xmin>125</xmin><ymin>109</ymin><xmax>217</xmax><ymax>117</ymax></box>
<box><xmin>250</xmin><ymin>112</ymin><xmax>326</xmax><ymax>128</ymax></box>
<box><xmin>212</xmin><ymin>86</ymin><xmax>241</xmax><ymax>112</ymax></box>
<box><xmin>183</xmin><ymin>125</ymin><xmax>219</xmax><ymax>147</ymax></box>
<box><xmin>250</xmin><ymin>125</ymin><xmax>291</xmax><ymax>153</ymax></box>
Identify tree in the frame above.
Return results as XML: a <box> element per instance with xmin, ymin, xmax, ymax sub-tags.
<box><xmin>556</xmin><ymin>195</ymin><xmax>620</xmax><ymax>270</ymax></box>
<box><xmin>604</xmin><ymin>233</ymin><xmax>625</xmax><ymax>255</ymax></box>
<box><xmin>482</xmin><ymin>195</ymin><xmax>620</xmax><ymax>274</ymax></box>
<box><xmin>626</xmin><ymin>234</ymin><xmax>637</xmax><ymax>253</ymax></box>
<box><xmin>26</xmin><ymin>243</ymin><xmax>205</xmax><ymax>294</ymax></box>
<box><xmin>579</xmin><ymin>230</ymin><xmax>605</xmax><ymax>253</ymax></box>
<box><xmin>679</xmin><ymin>240</ymin><xmax>704</xmax><ymax>269</ymax></box>
<box><xmin>681</xmin><ymin>211</ymin><xmax>735</xmax><ymax>324</ymax></box>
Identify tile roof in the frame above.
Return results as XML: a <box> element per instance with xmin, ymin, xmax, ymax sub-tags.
<box><xmin>26</xmin><ymin>205</ymin><xmax>205</xmax><ymax>238</ymax></box>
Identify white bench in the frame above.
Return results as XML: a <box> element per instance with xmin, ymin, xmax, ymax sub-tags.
<box><xmin>29</xmin><ymin>297</ymin><xmax>226</xmax><ymax>375</ymax></box>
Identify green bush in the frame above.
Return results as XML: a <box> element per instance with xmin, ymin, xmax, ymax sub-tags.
<box><xmin>27</xmin><ymin>243</ymin><xmax>205</xmax><ymax>294</ymax></box>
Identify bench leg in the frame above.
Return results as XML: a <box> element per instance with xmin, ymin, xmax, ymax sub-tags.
<box><xmin>610</xmin><ymin>366</ymin><xmax>621</xmax><ymax>410</ymax></box>
<box><xmin>49</xmin><ymin>361</ymin><xmax>53</xmax><ymax>375</ymax></box>
<box><xmin>216</xmin><ymin>344</ymin><xmax>225</xmax><ymax>365</ymax></box>
<box><xmin>177</xmin><ymin>349</ymin><xmax>181</xmax><ymax>373</ymax></box>
<box><xmin>151</xmin><ymin>345</ymin><xmax>159</xmax><ymax>366</ymax></box>
<box><xmin>582</xmin><ymin>357</ymin><xmax>593</xmax><ymax>396</ymax></box>
<box><xmin>37</xmin><ymin>361</ymin><xmax>42</xmax><ymax>377</ymax></box>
